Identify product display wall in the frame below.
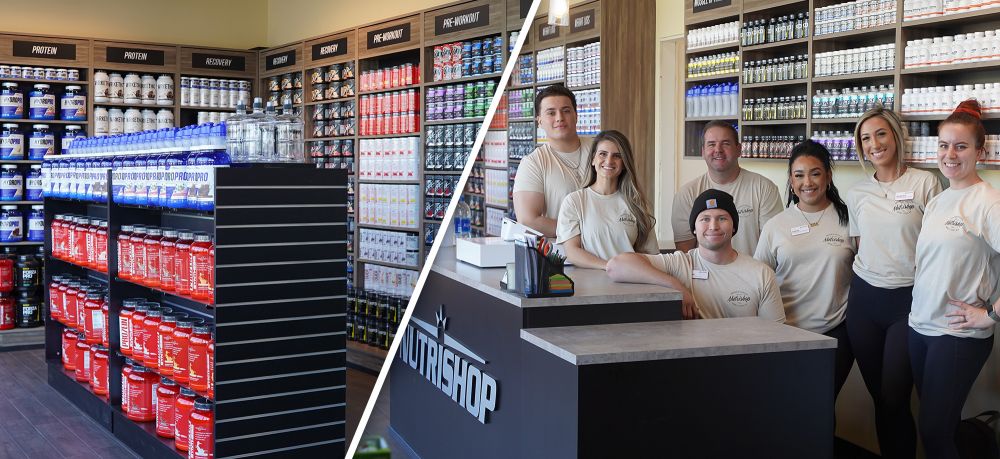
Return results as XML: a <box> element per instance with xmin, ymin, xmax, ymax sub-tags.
<box><xmin>684</xmin><ymin>0</ymin><xmax>1000</xmax><ymax>172</ymax></box>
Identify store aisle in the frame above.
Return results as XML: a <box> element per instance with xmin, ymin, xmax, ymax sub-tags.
<box><xmin>0</xmin><ymin>349</ymin><xmax>137</xmax><ymax>459</ymax></box>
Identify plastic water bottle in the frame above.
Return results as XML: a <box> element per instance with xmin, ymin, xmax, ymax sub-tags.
<box><xmin>242</xmin><ymin>98</ymin><xmax>265</xmax><ymax>162</ymax></box>
<box><xmin>259</xmin><ymin>102</ymin><xmax>278</xmax><ymax>162</ymax></box>
<box><xmin>226</xmin><ymin>101</ymin><xmax>247</xmax><ymax>162</ymax></box>
<box><xmin>454</xmin><ymin>200</ymin><xmax>472</xmax><ymax>238</ymax></box>
<box><xmin>275</xmin><ymin>101</ymin><xmax>304</xmax><ymax>163</ymax></box>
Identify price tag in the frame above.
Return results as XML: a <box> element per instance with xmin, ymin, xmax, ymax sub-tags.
<box><xmin>692</xmin><ymin>269</ymin><xmax>709</xmax><ymax>280</ymax></box>
<box><xmin>895</xmin><ymin>191</ymin><xmax>915</xmax><ymax>201</ymax></box>
<box><xmin>791</xmin><ymin>225</ymin><xmax>810</xmax><ymax>236</ymax></box>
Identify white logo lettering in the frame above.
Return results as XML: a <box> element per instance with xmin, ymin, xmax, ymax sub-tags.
<box><xmin>123</xmin><ymin>51</ymin><xmax>148</xmax><ymax>61</ymax></box>
<box><xmin>374</xmin><ymin>29</ymin><xmax>405</xmax><ymax>43</ymax></box>
<box><xmin>320</xmin><ymin>44</ymin><xmax>339</xmax><ymax>55</ymax></box>
<box><xmin>31</xmin><ymin>46</ymin><xmax>58</xmax><ymax>55</ymax></box>
<box><xmin>272</xmin><ymin>55</ymin><xmax>288</xmax><ymax>65</ymax></box>
<box><xmin>205</xmin><ymin>58</ymin><xmax>233</xmax><ymax>67</ymax></box>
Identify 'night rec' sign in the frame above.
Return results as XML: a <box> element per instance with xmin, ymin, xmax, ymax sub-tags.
<box><xmin>399</xmin><ymin>305</ymin><xmax>498</xmax><ymax>424</ymax></box>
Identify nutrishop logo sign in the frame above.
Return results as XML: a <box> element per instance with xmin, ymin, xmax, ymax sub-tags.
<box><xmin>727</xmin><ymin>290</ymin><xmax>752</xmax><ymax>307</ymax></box>
<box><xmin>399</xmin><ymin>305</ymin><xmax>498</xmax><ymax>424</ymax></box>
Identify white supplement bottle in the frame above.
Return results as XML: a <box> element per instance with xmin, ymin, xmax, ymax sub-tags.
<box><xmin>93</xmin><ymin>70</ymin><xmax>110</xmax><ymax>103</ymax></box>
<box><xmin>155</xmin><ymin>74</ymin><xmax>174</xmax><ymax>106</ymax></box>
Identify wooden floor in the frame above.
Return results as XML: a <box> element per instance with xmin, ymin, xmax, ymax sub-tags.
<box><xmin>0</xmin><ymin>348</ymin><xmax>136</xmax><ymax>459</ymax></box>
<box><xmin>0</xmin><ymin>348</ymin><xmax>382</xmax><ymax>459</ymax></box>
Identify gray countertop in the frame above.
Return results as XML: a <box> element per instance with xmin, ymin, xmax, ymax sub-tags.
<box><xmin>431</xmin><ymin>246</ymin><xmax>683</xmax><ymax>308</ymax></box>
<box><xmin>521</xmin><ymin>318</ymin><xmax>838</xmax><ymax>365</ymax></box>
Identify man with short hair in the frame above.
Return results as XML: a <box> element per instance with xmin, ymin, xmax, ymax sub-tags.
<box><xmin>608</xmin><ymin>189</ymin><xmax>785</xmax><ymax>322</ymax></box>
<box><xmin>671</xmin><ymin>121</ymin><xmax>782</xmax><ymax>255</ymax></box>
<box><xmin>513</xmin><ymin>85</ymin><xmax>594</xmax><ymax>237</ymax></box>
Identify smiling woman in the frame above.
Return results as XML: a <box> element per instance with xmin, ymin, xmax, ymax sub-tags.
<box><xmin>555</xmin><ymin>130</ymin><xmax>658</xmax><ymax>270</ymax></box>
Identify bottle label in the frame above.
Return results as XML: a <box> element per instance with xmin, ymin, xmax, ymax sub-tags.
<box><xmin>0</xmin><ymin>176</ymin><xmax>23</xmax><ymax>199</ymax></box>
<box><xmin>0</xmin><ymin>94</ymin><xmax>23</xmax><ymax>118</ymax></box>
<box><xmin>28</xmin><ymin>95</ymin><xmax>55</xmax><ymax>119</ymax></box>
<box><xmin>27</xmin><ymin>216</ymin><xmax>43</xmax><ymax>241</ymax></box>
<box><xmin>28</xmin><ymin>135</ymin><xmax>53</xmax><ymax>159</ymax></box>
<box><xmin>0</xmin><ymin>134</ymin><xmax>24</xmax><ymax>158</ymax></box>
<box><xmin>60</xmin><ymin>96</ymin><xmax>87</xmax><ymax>120</ymax></box>
<box><xmin>119</xmin><ymin>315</ymin><xmax>131</xmax><ymax>350</ymax></box>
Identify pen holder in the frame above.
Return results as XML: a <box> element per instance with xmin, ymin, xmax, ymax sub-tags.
<box><xmin>511</xmin><ymin>239</ymin><xmax>575</xmax><ymax>298</ymax></box>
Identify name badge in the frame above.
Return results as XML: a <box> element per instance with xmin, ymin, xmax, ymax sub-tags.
<box><xmin>692</xmin><ymin>269</ymin><xmax>709</xmax><ymax>280</ymax></box>
<box><xmin>895</xmin><ymin>191</ymin><xmax>914</xmax><ymax>201</ymax></box>
<box><xmin>791</xmin><ymin>225</ymin><xmax>810</xmax><ymax>236</ymax></box>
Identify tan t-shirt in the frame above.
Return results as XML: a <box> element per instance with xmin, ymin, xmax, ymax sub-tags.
<box><xmin>645</xmin><ymin>249</ymin><xmax>785</xmax><ymax>322</ymax></box>
<box><xmin>910</xmin><ymin>182</ymin><xmax>1000</xmax><ymax>339</ymax></box>
<box><xmin>846</xmin><ymin>167</ymin><xmax>942</xmax><ymax>288</ymax></box>
<box><xmin>556</xmin><ymin>188</ymin><xmax>659</xmax><ymax>261</ymax></box>
<box><xmin>671</xmin><ymin>169</ymin><xmax>783</xmax><ymax>256</ymax></box>
<box><xmin>512</xmin><ymin>139</ymin><xmax>595</xmax><ymax>220</ymax></box>
<box><xmin>754</xmin><ymin>204</ymin><xmax>857</xmax><ymax>334</ymax></box>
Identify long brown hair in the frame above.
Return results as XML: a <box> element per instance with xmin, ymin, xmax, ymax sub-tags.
<box><xmin>583</xmin><ymin>130</ymin><xmax>656</xmax><ymax>249</ymax></box>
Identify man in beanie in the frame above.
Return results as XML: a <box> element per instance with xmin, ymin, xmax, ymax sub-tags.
<box><xmin>608</xmin><ymin>189</ymin><xmax>785</xmax><ymax>322</ymax></box>
<box><xmin>671</xmin><ymin>121</ymin><xmax>782</xmax><ymax>255</ymax></box>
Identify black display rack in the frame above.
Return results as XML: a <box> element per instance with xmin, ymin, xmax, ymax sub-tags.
<box><xmin>44</xmin><ymin>165</ymin><xmax>348</xmax><ymax>458</ymax></box>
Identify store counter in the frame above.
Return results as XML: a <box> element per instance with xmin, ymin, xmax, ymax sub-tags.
<box><xmin>521</xmin><ymin>319</ymin><xmax>838</xmax><ymax>458</ymax></box>
<box><xmin>388</xmin><ymin>247</ymin><xmax>683</xmax><ymax>458</ymax></box>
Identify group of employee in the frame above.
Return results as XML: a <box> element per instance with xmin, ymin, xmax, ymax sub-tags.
<box><xmin>511</xmin><ymin>85</ymin><xmax>999</xmax><ymax>459</ymax></box>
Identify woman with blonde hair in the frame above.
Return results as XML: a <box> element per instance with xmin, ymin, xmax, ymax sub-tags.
<box><xmin>557</xmin><ymin>129</ymin><xmax>658</xmax><ymax>269</ymax></box>
<box><xmin>845</xmin><ymin>106</ymin><xmax>942</xmax><ymax>459</ymax></box>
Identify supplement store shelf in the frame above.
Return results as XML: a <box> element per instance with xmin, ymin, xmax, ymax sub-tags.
<box><xmin>97</xmin><ymin>102</ymin><xmax>176</xmax><ymax>110</ymax></box>
<box><xmin>112</xmin><ymin>276</ymin><xmax>214</xmax><ymax>319</ymax></box>
<box><xmin>685</xmin><ymin>72</ymin><xmax>740</xmax><ymax>83</ymax></box>
<box><xmin>358</xmin><ymin>179</ymin><xmax>421</xmax><ymax>185</ymax></box>
<box><xmin>509</xmin><ymin>116</ymin><xmax>536</xmax><ymax>122</ymax></box>
<box><xmin>507</xmin><ymin>83</ymin><xmax>535</xmax><ymax>90</ymax></box>
<box><xmin>742</xmin><ymin>78</ymin><xmax>808</xmax><ymax>89</ymax></box>
<box><xmin>685</xmin><ymin>41</ymin><xmax>740</xmax><ymax>54</ymax></box>
<box><xmin>685</xmin><ymin>116</ymin><xmax>738</xmax><ymax>122</ymax></box>
<box><xmin>901</xmin><ymin>61</ymin><xmax>1000</xmax><ymax>76</ymax></box>
<box><xmin>347</xmin><ymin>340</ymin><xmax>388</xmax><ymax>373</ymax></box>
<box><xmin>423</xmin><ymin>170</ymin><xmax>465</xmax><ymax>175</ymax></box>
<box><xmin>0</xmin><ymin>78</ymin><xmax>88</xmax><ymax>85</ymax></box>
<box><xmin>114</xmin><ymin>203</ymin><xmax>214</xmax><ymax>219</ymax></box>
<box><xmin>485</xmin><ymin>202</ymin><xmax>507</xmax><ymax>210</ymax></box>
<box><xmin>0</xmin><ymin>326</ymin><xmax>44</xmax><ymax>350</ymax></box>
<box><xmin>50</xmin><ymin>257</ymin><xmax>110</xmax><ymax>281</ymax></box>
<box><xmin>426</xmin><ymin>72</ymin><xmax>503</xmax><ymax>86</ymax></box>
<box><xmin>357</xmin><ymin>258</ymin><xmax>419</xmax><ymax>270</ymax></box>
<box><xmin>811</xmin><ymin>117</ymin><xmax>862</xmax><ymax>124</ymax></box>
<box><xmin>0</xmin><ymin>240</ymin><xmax>44</xmax><ymax>246</ymax></box>
<box><xmin>307</xmin><ymin>136</ymin><xmax>358</xmax><ymax>141</ymax></box>
<box><xmin>357</xmin><ymin>223</ymin><xmax>420</xmax><ymax>232</ymax></box>
<box><xmin>0</xmin><ymin>200</ymin><xmax>43</xmax><ymax>205</ymax></box>
<box><xmin>741</xmin><ymin>37</ymin><xmax>809</xmax><ymax>52</ymax></box>
<box><xmin>902</xmin><ymin>113</ymin><xmax>1000</xmax><ymax>121</ymax></box>
<box><xmin>740</xmin><ymin>119</ymin><xmax>807</xmax><ymax>126</ymax></box>
<box><xmin>812</xmin><ymin>23</ymin><xmax>897</xmax><ymax>42</ymax></box>
<box><xmin>0</xmin><ymin>160</ymin><xmax>42</xmax><ymax>165</ymax></box>
<box><xmin>811</xmin><ymin>70</ymin><xmax>895</xmax><ymax>83</ymax></box>
<box><xmin>359</xmin><ymin>133</ymin><xmax>421</xmax><ymax>140</ymax></box>
<box><xmin>306</xmin><ymin>98</ymin><xmax>355</xmax><ymax>106</ymax></box>
<box><xmin>110</xmin><ymin>406</ymin><xmax>184</xmax><ymax>459</ymax></box>
<box><xmin>357</xmin><ymin>84</ymin><xmax>421</xmax><ymax>96</ymax></box>
<box><xmin>178</xmin><ymin>105</ymin><xmax>238</xmax><ymax>111</ymax></box>
<box><xmin>535</xmin><ymin>79</ymin><xmax>566</xmax><ymax>86</ymax></box>
<box><xmin>742</xmin><ymin>0</ymin><xmax>806</xmax><ymax>13</ymax></box>
<box><xmin>902</xmin><ymin>6</ymin><xmax>1000</xmax><ymax>28</ymax></box>
<box><xmin>0</xmin><ymin>119</ymin><xmax>88</xmax><ymax>125</ymax></box>
<box><xmin>425</xmin><ymin>117</ymin><xmax>486</xmax><ymax>125</ymax></box>
<box><xmin>566</xmin><ymin>83</ymin><xmax>601</xmax><ymax>91</ymax></box>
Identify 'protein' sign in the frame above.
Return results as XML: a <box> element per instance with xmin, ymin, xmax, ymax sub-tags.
<box><xmin>13</xmin><ymin>41</ymin><xmax>76</xmax><ymax>60</ymax></box>
<box><xmin>398</xmin><ymin>305</ymin><xmax>498</xmax><ymax>424</ymax></box>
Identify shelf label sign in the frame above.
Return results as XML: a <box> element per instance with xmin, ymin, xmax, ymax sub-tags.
<box><xmin>265</xmin><ymin>49</ymin><xmax>296</xmax><ymax>71</ymax></box>
<box><xmin>399</xmin><ymin>305</ymin><xmax>498</xmax><ymax>424</ymax></box>
<box><xmin>367</xmin><ymin>23</ymin><xmax>412</xmax><ymax>49</ymax></box>
<box><xmin>106</xmin><ymin>47</ymin><xmax>165</xmax><ymax>66</ymax></box>
<box><xmin>538</xmin><ymin>23</ymin><xmax>560</xmax><ymax>41</ymax></box>
<box><xmin>192</xmin><ymin>53</ymin><xmax>245</xmax><ymax>71</ymax></box>
<box><xmin>570</xmin><ymin>9</ymin><xmax>596</xmax><ymax>34</ymax></box>
<box><xmin>13</xmin><ymin>40</ymin><xmax>76</xmax><ymax>60</ymax></box>
<box><xmin>693</xmin><ymin>0</ymin><xmax>732</xmax><ymax>13</ymax></box>
<box><xmin>434</xmin><ymin>4</ymin><xmax>490</xmax><ymax>36</ymax></box>
<box><xmin>311</xmin><ymin>37</ymin><xmax>349</xmax><ymax>61</ymax></box>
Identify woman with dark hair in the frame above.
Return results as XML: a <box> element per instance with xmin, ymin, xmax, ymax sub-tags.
<box><xmin>556</xmin><ymin>129</ymin><xmax>658</xmax><ymax>270</ymax></box>
<box><xmin>910</xmin><ymin>99</ymin><xmax>1000</xmax><ymax>458</ymax></box>
<box><xmin>754</xmin><ymin>140</ymin><xmax>856</xmax><ymax>396</ymax></box>
<box><xmin>846</xmin><ymin>106</ymin><xmax>941</xmax><ymax>459</ymax></box>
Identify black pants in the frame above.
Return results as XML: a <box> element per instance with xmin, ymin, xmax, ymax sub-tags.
<box><xmin>825</xmin><ymin>321</ymin><xmax>854</xmax><ymax>398</ymax></box>
<box><xmin>846</xmin><ymin>275</ymin><xmax>916</xmax><ymax>459</ymax></box>
<box><xmin>910</xmin><ymin>329</ymin><xmax>994</xmax><ymax>459</ymax></box>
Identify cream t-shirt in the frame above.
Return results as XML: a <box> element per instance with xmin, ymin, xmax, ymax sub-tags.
<box><xmin>846</xmin><ymin>167</ymin><xmax>942</xmax><ymax>288</ymax></box>
<box><xmin>512</xmin><ymin>139</ymin><xmax>595</xmax><ymax>220</ymax></box>
<box><xmin>645</xmin><ymin>249</ymin><xmax>785</xmax><ymax>322</ymax></box>
<box><xmin>556</xmin><ymin>188</ymin><xmax>659</xmax><ymax>261</ymax></box>
<box><xmin>910</xmin><ymin>182</ymin><xmax>1000</xmax><ymax>339</ymax></box>
<box><xmin>755</xmin><ymin>204</ymin><xmax>856</xmax><ymax>334</ymax></box>
<box><xmin>671</xmin><ymin>169</ymin><xmax>783</xmax><ymax>256</ymax></box>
